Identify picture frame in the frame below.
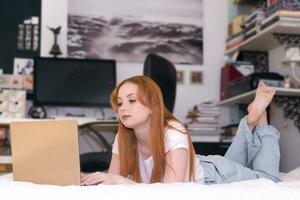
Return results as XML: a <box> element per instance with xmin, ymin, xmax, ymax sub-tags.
<box><xmin>13</xmin><ymin>58</ymin><xmax>34</xmax><ymax>75</ymax></box>
<box><xmin>67</xmin><ymin>0</ymin><xmax>203</xmax><ymax>64</ymax></box>
<box><xmin>176</xmin><ymin>70</ymin><xmax>185</xmax><ymax>84</ymax></box>
<box><xmin>190</xmin><ymin>70</ymin><xmax>203</xmax><ymax>84</ymax></box>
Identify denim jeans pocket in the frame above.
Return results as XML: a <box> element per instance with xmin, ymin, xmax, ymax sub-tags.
<box><xmin>204</xmin><ymin>155</ymin><xmax>239</xmax><ymax>183</ymax></box>
<box><xmin>199</xmin><ymin>161</ymin><xmax>218</xmax><ymax>184</ymax></box>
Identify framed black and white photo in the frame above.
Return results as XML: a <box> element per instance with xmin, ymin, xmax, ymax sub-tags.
<box><xmin>67</xmin><ymin>0</ymin><xmax>203</xmax><ymax>64</ymax></box>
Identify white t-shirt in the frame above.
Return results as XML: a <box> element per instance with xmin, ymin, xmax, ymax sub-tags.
<box><xmin>112</xmin><ymin>121</ymin><xmax>204</xmax><ymax>183</ymax></box>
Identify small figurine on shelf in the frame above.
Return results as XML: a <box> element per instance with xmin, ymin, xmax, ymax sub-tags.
<box><xmin>48</xmin><ymin>26</ymin><xmax>62</xmax><ymax>58</ymax></box>
<box><xmin>284</xmin><ymin>75</ymin><xmax>291</xmax><ymax>88</ymax></box>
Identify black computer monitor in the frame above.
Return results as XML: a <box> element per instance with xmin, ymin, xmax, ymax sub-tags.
<box><xmin>33</xmin><ymin>57</ymin><xmax>116</xmax><ymax>107</ymax></box>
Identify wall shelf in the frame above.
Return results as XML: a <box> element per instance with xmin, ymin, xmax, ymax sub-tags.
<box><xmin>226</xmin><ymin>18</ymin><xmax>300</xmax><ymax>55</ymax></box>
<box><xmin>218</xmin><ymin>87</ymin><xmax>300</xmax><ymax>106</ymax></box>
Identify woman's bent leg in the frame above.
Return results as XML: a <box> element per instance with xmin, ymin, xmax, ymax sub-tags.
<box><xmin>199</xmin><ymin>119</ymin><xmax>280</xmax><ymax>184</ymax></box>
<box><xmin>224</xmin><ymin>116</ymin><xmax>261</xmax><ymax>167</ymax></box>
<box><xmin>250</xmin><ymin>124</ymin><xmax>280</xmax><ymax>181</ymax></box>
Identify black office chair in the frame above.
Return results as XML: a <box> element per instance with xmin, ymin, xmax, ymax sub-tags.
<box><xmin>79</xmin><ymin>123</ymin><xmax>113</xmax><ymax>172</ymax></box>
<box><xmin>144</xmin><ymin>53</ymin><xmax>177</xmax><ymax>113</ymax></box>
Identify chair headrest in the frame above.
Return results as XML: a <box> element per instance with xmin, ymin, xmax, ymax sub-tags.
<box><xmin>144</xmin><ymin>53</ymin><xmax>176</xmax><ymax>76</ymax></box>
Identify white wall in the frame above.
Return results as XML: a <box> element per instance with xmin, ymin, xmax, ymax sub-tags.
<box><xmin>41</xmin><ymin>0</ymin><xmax>68</xmax><ymax>57</ymax></box>
<box><xmin>41</xmin><ymin>0</ymin><xmax>300</xmax><ymax>172</ymax></box>
<box><xmin>41</xmin><ymin>0</ymin><xmax>227</xmax><ymax>123</ymax></box>
<box><xmin>269</xmin><ymin>46</ymin><xmax>300</xmax><ymax>172</ymax></box>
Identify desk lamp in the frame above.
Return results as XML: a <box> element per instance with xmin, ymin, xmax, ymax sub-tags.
<box><xmin>282</xmin><ymin>46</ymin><xmax>300</xmax><ymax>85</ymax></box>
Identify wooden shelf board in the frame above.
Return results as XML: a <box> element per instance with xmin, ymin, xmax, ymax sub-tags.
<box><xmin>218</xmin><ymin>87</ymin><xmax>300</xmax><ymax>106</ymax></box>
<box><xmin>218</xmin><ymin>90</ymin><xmax>256</xmax><ymax>106</ymax></box>
<box><xmin>226</xmin><ymin>20</ymin><xmax>300</xmax><ymax>55</ymax></box>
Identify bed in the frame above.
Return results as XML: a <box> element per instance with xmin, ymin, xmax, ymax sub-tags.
<box><xmin>0</xmin><ymin>168</ymin><xmax>300</xmax><ymax>200</ymax></box>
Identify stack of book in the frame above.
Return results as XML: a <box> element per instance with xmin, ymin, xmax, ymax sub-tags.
<box><xmin>186</xmin><ymin>101</ymin><xmax>221</xmax><ymax>142</ymax></box>
<box><xmin>265</xmin><ymin>0</ymin><xmax>300</xmax><ymax>17</ymax></box>
<box><xmin>226</xmin><ymin>31</ymin><xmax>245</xmax><ymax>50</ymax></box>
<box><xmin>243</xmin><ymin>10</ymin><xmax>266</xmax><ymax>40</ymax></box>
<box><xmin>220</xmin><ymin>124</ymin><xmax>239</xmax><ymax>143</ymax></box>
<box><xmin>0</xmin><ymin>127</ymin><xmax>12</xmax><ymax>173</ymax></box>
<box><xmin>261</xmin><ymin>10</ymin><xmax>300</xmax><ymax>30</ymax></box>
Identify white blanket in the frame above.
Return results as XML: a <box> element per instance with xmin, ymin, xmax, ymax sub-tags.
<box><xmin>1</xmin><ymin>172</ymin><xmax>300</xmax><ymax>200</ymax></box>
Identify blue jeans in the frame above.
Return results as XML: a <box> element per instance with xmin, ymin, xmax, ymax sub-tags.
<box><xmin>196</xmin><ymin>116</ymin><xmax>281</xmax><ymax>184</ymax></box>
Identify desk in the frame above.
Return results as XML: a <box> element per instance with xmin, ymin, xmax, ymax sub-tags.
<box><xmin>0</xmin><ymin>117</ymin><xmax>119</xmax><ymax>165</ymax></box>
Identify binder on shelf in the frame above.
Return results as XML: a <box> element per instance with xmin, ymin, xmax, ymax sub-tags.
<box><xmin>220</xmin><ymin>64</ymin><xmax>244</xmax><ymax>100</ymax></box>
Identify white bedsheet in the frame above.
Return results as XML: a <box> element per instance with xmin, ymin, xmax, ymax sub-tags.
<box><xmin>0</xmin><ymin>172</ymin><xmax>300</xmax><ymax>200</ymax></box>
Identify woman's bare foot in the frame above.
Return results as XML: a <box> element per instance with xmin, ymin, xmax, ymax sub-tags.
<box><xmin>248</xmin><ymin>103</ymin><xmax>268</xmax><ymax>125</ymax></box>
<box><xmin>247</xmin><ymin>82</ymin><xmax>276</xmax><ymax>129</ymax></box>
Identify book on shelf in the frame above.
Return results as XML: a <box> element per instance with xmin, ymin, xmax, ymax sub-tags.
<box><xmin>0</xmin><ymin>155</ymin><xmax>12</xmax><ymax>173</ymax></box>
<box><xmin>267</xmin><ymin>0</ymin><xmax>280</xmax><ymax>7</ymax></box>
<box><xmin>222</xmin><ymin>124</ymin><xmax>239</xmax><ymax>136</ymax></box>
<box><xmin>244</xmin><ymin>19</ymin><xmax>259</xmax><ymax>31</ymax></box>
<box><xmin>0</xmin><ymin>140</ymin><xmax>4</xmax><ymax>147</ymax></box>
<box><xmin>220</xmin><ymin>135</ymin><xmax>234</xmax><ymax>143</ymax></box>
<box><xmin>226</xmin><ymin>31</ymin><xmax>244</xmax><ymax>43</ymax></box>
<box><xmin>244</xmin><ymin>28</ymin><xmax>258</xmax><ymax>40</ymax></box>
<box><xmin>0</xmin><ymin>155</ymin><xmax>12</xmax><ymax>164</ymax></box>
<box><xmin>196</xmin><ymin>106</ymin><xmax>221</xmax><ymax>112</ymax></box>
<box><xmin>261</xmin><ymin>10</ymin><xmax>300</xmax><ymax>30</ymax></box>
<box><xmin>186</xmin><ymin>111</ymin><xmax>221</xmax><ymax>119</ymax></box>
<box><xmin>0</xmin><ymin>127</ymin><xmax>7</xmax><ymax>140</ymax></box>
<box><xmin>0</xmin><ymin>163</ymin><xmax>12</xmax><ymax>172</ymax></box>
<box><xmin>190</xmin><ymin>110</ymin><xmax>221</xmax><ymax>117</ymax></box>
<box><xmin>262</xmin><ymin>16</ymin><xmax>300</xmax><ymax>30</ymax></box>
<box><xmin>245</xmin><ymin>10</ymin><xmax>266</xmax><ymax>24</ymax></box>
<box><xmin>192</xmin><ymin>116</ymin><xmax>218</xmax><ymax>122</ymax></box>
<box><xmin>0</xmin><ymin>127</ymin><xmax>12</xmax><ymax>173</ymax></box>
<box><xmin>188</xmin><ymin>121</ymin><xmax>219</xmax><ymax>126</ymax></box>
<box><xmin>191</xmin><ymin>134</ymin><xmax>221</xmax><ymax>143</ymax></box>
<box><xmin>226</xmin><ymin>32</ymin><xmax>245</xmax><ymax>47</ymax></box>
<box><xmin>266</xmin><ymin>3</ymin><xmax>300</xmax><ymax>17</ymax></box>
<box><xmin>187</xmin><ymin>120</ymin><xmax>219</xmax><ymax>127</ymax></box>
<box><xmin>188</xmin><ymin>123</ymin><xmax>219</xmax><ymax>128</ymax></box>
<box><xmin>186</xmin><ymin>101</ymin><xmax>221</xmax><ymax>133</ymax></box>
<box><xmin>188</xmin><ymin>128</ymin><xmax>219</xmax><ymax>134</ymax></box>
<box><xmin>226</xmin><ymin>38</ymin><xmax>244</xmax><ymax>50</ymax></box>
<box><xmin>0</xmin><ymin>146</ymin><xmax>10</xmax><ymax>155</ymax></box>
<box><xmin>196</xmin><ymin>100</ymin><xmax>219</xmax><ymax>108</ymax></box>
<box><xmin>189</xmin><ymin>129</ymin><xmax>220</xmax><ymax>135</ymax></box>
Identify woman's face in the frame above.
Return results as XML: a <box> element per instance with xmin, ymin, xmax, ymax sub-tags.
<box><xmin>117</xmin><ymin>82</ymin><xmax>152</xmax><ymax>129</ymax></box>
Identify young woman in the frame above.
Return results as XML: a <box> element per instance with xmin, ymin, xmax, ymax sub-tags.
<box><xmin>81</xmin><ymin>76</ymin><xmax>280</xmax><ymax>185</ymax></box>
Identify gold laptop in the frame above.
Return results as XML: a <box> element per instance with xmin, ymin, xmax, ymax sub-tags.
<box><xmin>10</xmin><ymin>120</ymin><xmax>81</xmax><ymax>186</ymax></box>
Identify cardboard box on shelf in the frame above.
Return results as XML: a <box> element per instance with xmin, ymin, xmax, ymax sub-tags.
<box><xmin>228</xmin><ymin>15</ymin><xmax>247</xmax><ymax>36</ymax></box>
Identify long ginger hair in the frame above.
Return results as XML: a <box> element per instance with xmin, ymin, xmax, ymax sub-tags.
<box><xmin>110</xmin><ymin>75</ymin><xmax>195</xmax><ymax>183</ymax></box>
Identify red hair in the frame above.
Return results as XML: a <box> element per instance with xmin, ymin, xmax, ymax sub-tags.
<box><xmin>110</xmin><ymin>75</ymin><xmax>195</xmax><ymax>183</ymax></box>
